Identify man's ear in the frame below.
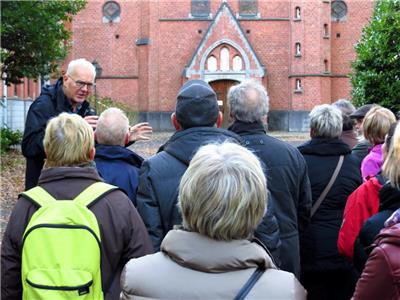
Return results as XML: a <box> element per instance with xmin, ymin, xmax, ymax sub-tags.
<box><xmin>63</xmin><ymin>73</ymin><xmax>69</xmax><ymax>84</ymax></box>
<box><xmin>89</xmin><ymin>147</ymin><xmax>96</xmax><ymax>160</ymax></box>
<box><xmin>124</xmin><ymin>132</ymin><xmax>130</xmax><ymax>146</ymax></box>
<box><xmin>310</xmin><ymin>128</ymin><xmax>315</xmax><ymax>138</ymax></box>
<box><xmin>171</xmin><ymin>113</ymin><xmax>182</xmax><ymax>131</ymax></box>
<box><xmin>216</xmin><ymin>111</ymin><xmax>223</xmax><ymax>128</ymax></box>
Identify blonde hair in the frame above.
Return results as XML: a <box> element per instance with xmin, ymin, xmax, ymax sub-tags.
<box><xmin>363</xmin><ymin>106</ymin><xmax>396</xmax><ymax>145</ymax></box>
<box><xmin>383</xmin><ymin>122</ymin><xmax>400</xmax><ymax>189</ymax></box>
<box><xmin>44</xmin><ymin>113</ymin><xmax>94</xmax><ymax>167</ymax></box>
<box><xmin>96</xmin><ymin>107</ymin><xmax>129</xmax><ymax>146</ymax></box>
<box><xmin>179</xmin><ymin>142</ymin><xmax>266</xmax><ymax>241</ymax></box>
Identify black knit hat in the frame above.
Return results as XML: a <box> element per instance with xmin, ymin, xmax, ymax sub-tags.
<box><xmin>350</xmin><ymin>104</ymin><xmax>375</xmax><ymax>119</ymax></box>
<box><xmin>175</xmin><ymin>80</ymin><xmax>219</xmax><ymax>129</ymax></box>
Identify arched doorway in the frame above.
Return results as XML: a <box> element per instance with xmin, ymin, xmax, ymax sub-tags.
<box><xmin>210</xmin><ymin>79</ymin><xmax>239</xmax><ymax>128</ymax></box>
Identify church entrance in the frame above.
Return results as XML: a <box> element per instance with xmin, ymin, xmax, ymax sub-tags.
<box><xmin>210</xmin><ymin>79</ymin><xmax>239</xmax><ymax>128</ymax></box>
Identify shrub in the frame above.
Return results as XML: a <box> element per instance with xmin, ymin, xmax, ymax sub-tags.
<box><xmin>1</xmin><ymin>127</ymin><xmax>23</xmax><ymax>154</ymax></box>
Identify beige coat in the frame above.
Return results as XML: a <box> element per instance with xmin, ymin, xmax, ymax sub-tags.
<box><xmin>120</xmin><ymin>230</ymin><xmax>306</xmax><ymax>299</ymax></box>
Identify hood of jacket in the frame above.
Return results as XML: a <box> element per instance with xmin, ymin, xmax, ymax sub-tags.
<box><xmin>379</xmin><ymin>183</ymin><xmax>400</xmax><ymax>211</ymax></box>
<box><xmin>161</xmin><ymin>229</ymin><xmax>275</xmax><ymax>273</ymax></box>
<box><xmin>298</xmin><ymin>137</ymin><xmax>352</xmax><ymax>156</ymax></box>
<box><xmin>159</xmin><ymin>127</ymin><xmax>242</xmax><ymax>165</ymax></box>
<box><xmin>95</xmin><ymin>144</ymin><xmax>143</xmax><ymax>167</ymax></box>
<box><xmin>38</xmin><ymin>165</ymin><xmax>101</xmax><ymax>185</ymax></box>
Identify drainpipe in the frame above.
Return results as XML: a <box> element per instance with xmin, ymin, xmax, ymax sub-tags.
<box><xmin>1</xmin><ymin>73</ymin><xmax>7</xmax><ymax>128</ymax></box>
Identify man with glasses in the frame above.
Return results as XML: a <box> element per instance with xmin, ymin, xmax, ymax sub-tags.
<box><xmin>22</xmin><ymin>58</ymin><xmax>98</xmax><ymax>190</ymax></box>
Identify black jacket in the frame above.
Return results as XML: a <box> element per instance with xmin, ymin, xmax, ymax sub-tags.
<box><xmin>229</xmin><ymin>121</ymin><xmax>312</xmax><ymax>278</ymax></box>
<box><xmin>136</xmin><ymin>126</ymin><xmax>281</xmax><ymax>263</ymax></box>
<box><xmin>95</xmin><ymin>144</ymin><xmax>143</xmax><ymax>204</ymax></box>
<box><xmin>298</xmin><ymin>138</ymin><xmax>362</xmax><ymax>272</ymax></box>
<box><xmin>21</xmin><ymin>78</ymin><xmax>95</xmax><ymax>190</ymax></box>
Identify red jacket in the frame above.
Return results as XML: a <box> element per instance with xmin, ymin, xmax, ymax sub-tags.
<box><xmin>337</xmin><ymin>176</ymin><xmax>383</xmax><ymax>260</ymax></box>
<box><xmin>352</xmin><ymin>223</ymin><xmax>400</xmax><ymax>300</ymax></box>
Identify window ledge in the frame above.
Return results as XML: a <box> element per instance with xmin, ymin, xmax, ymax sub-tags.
<box><xmin>294</xmin><ymin>89</ymin><xmax>303</xmax><ymax>94</ymax></box>
<box><xmin>294</xmin><ymin>54</ymin><xmax>302</xmax><ymax>58</ymax></box>
<box><xmin>323</xmin><ymin>35</ymin><xmax>330</xmax><ymax>39</ymax></box>
<box><xmin>293</xmin><ymin>18</ymin><xmax>301</xmax><ymax>22</ymax></box>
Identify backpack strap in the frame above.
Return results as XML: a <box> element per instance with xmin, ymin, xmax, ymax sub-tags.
<box><xmin>21</xmin><ymin>187</ymin><xmax>57</xmax><ymax>208</ymax></box>
<box><xmin>74</xmin><ymin>182</ymin><xmax>119</xmax><ymax>207</ymax></box>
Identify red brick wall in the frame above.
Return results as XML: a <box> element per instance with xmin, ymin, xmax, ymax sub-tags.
<box><xmin>62</xmin><ymin>0</ymin><xmax>373</xmax><ymax>114</ymax></box>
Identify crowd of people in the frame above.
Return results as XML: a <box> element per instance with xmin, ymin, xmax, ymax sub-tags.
<box><xmin>1</xmin><ymin>58</ymin><xmax>400</xmax><ymax>300</ymax></box>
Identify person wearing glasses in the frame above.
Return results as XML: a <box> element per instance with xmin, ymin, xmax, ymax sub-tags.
<box><xmin>22</xmin><ymin>58</ymin><xmax>99</xmax><ymax>190</ymax></box>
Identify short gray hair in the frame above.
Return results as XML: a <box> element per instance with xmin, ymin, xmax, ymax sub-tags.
<box><xmin>95</xmin><ymin>107</ymin><xmax>129</xmax><ymax>146</ymax></box>
<box><xmin>228</xmin><ymin>80</ymin><xmax>269</xmax><ymax>123</ymax></box>
<box><xmin>332</xmin><ymin>99</ymin><xmax>355</xmax><ymax>116</ymax></box>
<box><xmin>179</xmin><ymin>142</ymin><xmax>266</xmax><ymax>241</ymax></box>
<box><xmin>66</xmin><ymin>58</ymin><xmax>96</xmax><ymax>79</ymax></box>
<box><xmin>309</xmin><ymin>104</ymin><xmax>343</xmax><ymax>138</ymax></box>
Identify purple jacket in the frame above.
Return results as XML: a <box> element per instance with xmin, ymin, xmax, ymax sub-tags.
<box><xmin>361</xmin><ymin>144</ymin><xmax>383</xmax><ymax>181</ymax></box>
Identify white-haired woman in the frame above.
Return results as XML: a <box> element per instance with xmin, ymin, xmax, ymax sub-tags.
<box><xmin>120</xmin><ymin>142</ymin><xmax>306</xmax><ymax>299</ymax></box>
<box><xmin>298</xmin><ymin>104</ymin><xmax>362</xmax><ymax>300</ymax></box>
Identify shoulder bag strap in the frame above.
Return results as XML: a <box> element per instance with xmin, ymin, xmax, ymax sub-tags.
<box><xmin>311</xmin><ymin>155</ymin><xmax>344</xmax><ymax>217</ymax></box>
<box><xmin>233</xmin><ymin>266</ymin><xmax>265</xmax><ymax>300</ymax></box>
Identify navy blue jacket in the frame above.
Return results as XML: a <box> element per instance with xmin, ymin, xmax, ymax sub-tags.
<box><xmin>21</xmin><ymin>78</ymin><xmax>95</xmax><ymax>190</ymax></box>
<box><xmin>95</xmin><ymin>144</ymin><xmax>143</xmax><ymax>204</ymax></box>
<box><xmin>229</xmin><ymin>120</ymin><xmax>312</xmax><ymax>278</ymax></box>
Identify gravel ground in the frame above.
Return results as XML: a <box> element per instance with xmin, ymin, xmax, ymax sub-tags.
<box><xmin>1</xmin><ymin>131</ymin><xmax>308</xmax><ymax>239</ymax></box>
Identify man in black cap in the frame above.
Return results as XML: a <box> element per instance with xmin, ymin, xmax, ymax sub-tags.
<box><xmin>350</xmin><ymin>104</ymin><xmax>375</xmax><ymax>165</ymax></box>
<box><xmin>135</xmin><ymin>80</ymin><xmax>281</xmax><ymax>257</ymax></box>
<box><xmin>135</xmin><ymin>80</ymin><xmax>241</xmax><ymax>251</ymax></box>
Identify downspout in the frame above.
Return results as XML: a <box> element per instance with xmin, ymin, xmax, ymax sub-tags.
<box><xmin>2</xmin><ymin>73</ymin><xmax>7</xmax><ymax>128</ymax></box>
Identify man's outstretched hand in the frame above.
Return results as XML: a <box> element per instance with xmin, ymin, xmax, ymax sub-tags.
<box><xmin>129</xmin><ymin>122</ymin><xmax>153</xmax><ymax>142</ymax></box>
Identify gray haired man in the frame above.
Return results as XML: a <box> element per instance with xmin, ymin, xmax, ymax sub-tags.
<box><xmin>228</xmin><ymin>80</ymin><xmax>312</xmax><ymax>279</ymax></box>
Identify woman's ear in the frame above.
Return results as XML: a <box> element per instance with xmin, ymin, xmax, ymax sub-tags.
<box><xmin>89</xmin><ymin>147</ymin><xmax>96</xmax><ymax>160</ymax></box>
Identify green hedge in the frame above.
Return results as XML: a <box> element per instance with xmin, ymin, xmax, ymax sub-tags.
<box><xmin>1</xmin><ymin>127</ymin><xmax>23</xmax><ymax>154</ymax></box>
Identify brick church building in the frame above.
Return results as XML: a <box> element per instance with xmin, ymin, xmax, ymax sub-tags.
<box><xmin>3</xmin><ymin>0</ymin><xmax>374</xmax><ymax>131</ymax></box>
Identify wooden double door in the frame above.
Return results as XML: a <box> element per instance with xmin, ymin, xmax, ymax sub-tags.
<box><xmin>209</xmin><ymin>80</ymin><xmax>239</xmax><ymax>128</ymax></box>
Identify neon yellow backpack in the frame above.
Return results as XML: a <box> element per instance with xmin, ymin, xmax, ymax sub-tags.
<box><xmin>20</xmin><ymin>182</ymin><xmax>117</xmax><ymax>300</ymax></box>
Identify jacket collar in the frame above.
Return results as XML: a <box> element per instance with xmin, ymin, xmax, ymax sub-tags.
<box><xmin>95</xmin><ymin>144</ymin><xmax>143</xmax><ymax>167</ymax></box>
<box><xmin>298</xmin><ymin>137</ymin><xmax>351</xmax><ymax>156</ymax></box>
<box><xmin>38</xmin><ymin>166</ymin><xmax>101</xmax><ymax>184</ymax></box>
<box><xmin>228</xmin><ymin>120</ymin><xmax>266</xmax><ymax>136</ymax></box>
<box><xmin>161</xmin><ymin>229</ymin><xmax>275</xmax><ymax>273</ymax></box>
<box><xmin>159</xmin><ymin>127</ymin><xmax>242</xmax><ymax>166</ymax></box>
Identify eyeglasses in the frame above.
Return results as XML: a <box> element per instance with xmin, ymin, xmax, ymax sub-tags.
<box><xmin>67</xmin><ymin>75</ymin><xmax>95</xmax><ymax>90</ymax></box>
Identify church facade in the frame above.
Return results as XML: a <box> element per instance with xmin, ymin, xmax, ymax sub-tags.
<box><xmin>68</xmin><ymin>0</ymin><xmax>373</xmax><ymax>130</ymax></box>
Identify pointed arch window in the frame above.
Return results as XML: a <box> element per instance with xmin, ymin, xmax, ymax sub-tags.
<box><xmin>323</xmin><ymin>24</ymin><xmax>329</xmax><ymax>38</ymax></box>
<box><xmin>207</xmin><ymin>56</ymin><xmax>217</xmax><ymax>72</ymax></box>
<box><xmin>232</xmin><ymin>56</ymin><xmax>243</xmax><ymax>71</ymax></box>
<box><xmin>220</xmin><ymin>47</ymin><xmax>230</xmax><ymax>71</ymax></box>
<box><xmin>295</xmin><ymin>79</ymin><xmax>302</xmax><ymax>93</ymax></box>
<box><xmin>295</xmin><ymin>43</ymin><xmax>301</xmax><ymax>57</ymax></box>
<box><xmin>294</xmin><ymin>7</ymin><xmax>301</xmax><ymax>20</ymax></box>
